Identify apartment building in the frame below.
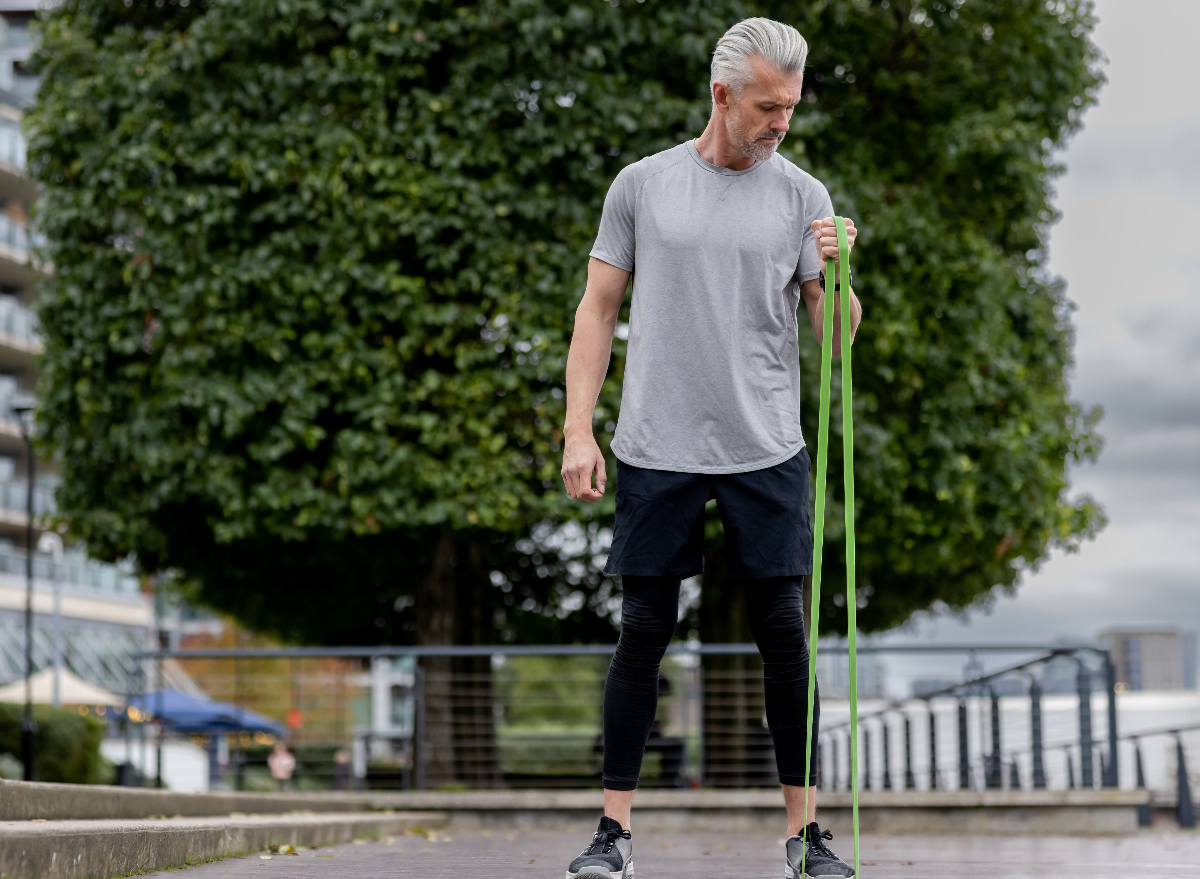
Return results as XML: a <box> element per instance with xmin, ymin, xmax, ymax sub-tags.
<box><xmin>0</xmin><ymin>2</ymin><xmax>155</xmax><ymax>701</ymax></box>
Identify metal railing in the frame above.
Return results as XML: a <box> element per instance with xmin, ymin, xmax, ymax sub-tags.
<box><xmin>0</xmin><ymin>213</ymin><xmax>33</xmax><ymax>253</ymax></box>
<box><xmin>117</xmin><ymin>641</ymin><xmax>1197</xmax><ymax>815</ymax></box>
<box><xmin>0</xmin><ymin>544</ymin><xmax>140</xmax><ymax>596</ymax></box>
<box><xmin>0</xmin><ymin>115</ymin><xmax>24</xmax><ymax>170</ymax></box>
<box><xmin>0</xmin><ymin>295</ymin><xmax>37</xmax><ymax>346</ymax></box>
<box><xmin>0</xmin><ymin>479</ymin><xmax>54</xmax><ymax>518</ymax></box>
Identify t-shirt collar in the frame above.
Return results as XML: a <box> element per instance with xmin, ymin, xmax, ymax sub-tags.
<box><xmin>685</xmin><ymin>139</ymin><xmax>767</xmax><ymax>177</ymax></box>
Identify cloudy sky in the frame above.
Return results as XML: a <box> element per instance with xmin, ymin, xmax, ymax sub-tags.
<box><xmin>874</xmin><ymin>0</ymin><xmax>1200</xmax><ymax>680</ymax></box>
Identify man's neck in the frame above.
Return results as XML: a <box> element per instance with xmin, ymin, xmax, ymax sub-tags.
<box><xmin>693</xmin><ymin>113</ymin><xmax>755</xmax><ymax>172</ymax></box>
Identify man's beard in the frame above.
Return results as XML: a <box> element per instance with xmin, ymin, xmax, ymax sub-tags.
<box><xmin>727</xmin><ymin>104</ymin><xmax>786</xmax><ymax>162</ymax></box>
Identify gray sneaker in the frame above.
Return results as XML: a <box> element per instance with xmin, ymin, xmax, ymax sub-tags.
<box><xmin>565</xmin><ymin>815</ymin><xmax>634</xmax><ymax>879</ymax></box>
<box><xmin>784</xmin><ymin>822</ymin><xmax>854</xmax><ymax>878</ymax></box>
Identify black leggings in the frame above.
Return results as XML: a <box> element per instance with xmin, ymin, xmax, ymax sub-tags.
<box><xmin>602</xmin><ymin>574</ymin><xmax>819</xmax><ymax>790</ymax></box>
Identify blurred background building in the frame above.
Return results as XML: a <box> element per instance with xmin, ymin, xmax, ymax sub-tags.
<box><xmin>0</xmin><ymin>0</ymin><xmax>156</xmax><ymax>704</ymax></box>
<box><xmin>1104</xmin><ymin>628</ymin><xmax>1198</xmax><ymax>692</ymax></box>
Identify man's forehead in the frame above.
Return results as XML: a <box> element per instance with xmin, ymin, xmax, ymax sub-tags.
<box><xmin>745</xmin><ymin>55</ymin><xmax>803</xmax><ymax>104</ymax></box>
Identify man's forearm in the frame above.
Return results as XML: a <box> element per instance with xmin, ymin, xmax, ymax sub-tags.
<box><xmin>563</xmin><ymin>307</ymin><xmax>618</xmax><ymax>438</ymax></box>
<box><xmin>805</xmin><ymin>283</ymin><xmax>862</xmax><ymax>355</ymax></box>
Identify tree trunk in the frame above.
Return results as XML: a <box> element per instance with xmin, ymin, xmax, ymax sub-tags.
<box><xmin>415</xmin><ymin>531</ymin><xmax>500</xmax><ymax>788</ymax></box>
<box><xmin>416</xmin><ymin>532</ymin><xmax>458</xmax><ymax>786</ymax></box>
<box><xmin>451</xmin><ymin>539</ymin><xmax>500</xmax><ymax>787</ymax></box>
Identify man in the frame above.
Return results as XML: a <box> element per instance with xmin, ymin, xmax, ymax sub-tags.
<box><xmin>559</xmin><ymin>17</ymin><xmax>860</xmax><ymax>879</ymax></box>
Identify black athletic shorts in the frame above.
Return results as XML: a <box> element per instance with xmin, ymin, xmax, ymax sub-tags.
<box><xmin>604</xmin><ymin>448</ymin><xmax>813</xmax><ymax>579</ymax></box>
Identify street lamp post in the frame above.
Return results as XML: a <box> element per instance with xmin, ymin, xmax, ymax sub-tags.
<box><xmin>37</xmin><ymin>532</ymin><xmax>64</xmax><ymax>709</ymax></box>
<box><xmin>12</xmin><ymin>402</ymin><xmax>36</xmax><ymax>781</ymax></box>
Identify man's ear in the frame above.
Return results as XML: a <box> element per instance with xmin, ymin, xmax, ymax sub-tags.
<box><xmin>712</xmin><ymin>81</ymin><xmax>732</xmax><ymax>114</ymax></box>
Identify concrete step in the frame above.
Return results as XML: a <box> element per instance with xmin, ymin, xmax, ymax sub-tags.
<box><xmin>0</xmin><ymin>778</ymin><xmax>377</xmax><ymax>821</ymax></box>
<box><xmin>0</xmin><ymin>810</ymin><xmax>447</xmax><ymax>879</ymax></box>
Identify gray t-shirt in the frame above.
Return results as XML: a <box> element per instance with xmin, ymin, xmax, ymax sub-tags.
<box><xmin>590</xmin><ymin>140</ymin><xmax>834</xmax><ymax>474</ymax></box>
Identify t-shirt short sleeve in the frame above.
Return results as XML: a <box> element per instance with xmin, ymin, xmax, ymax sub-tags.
<box><xmin>590</xmin><ymin>164</ymin><xmax>640</xmax><ymax>272</ymax></box>
<box><xmin>795</xmin><ymin>180</ymin><xmax>835</xmax><ymax>283</ymax></box>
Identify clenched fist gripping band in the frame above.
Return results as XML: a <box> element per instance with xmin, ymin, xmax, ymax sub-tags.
<box><xmin>801</xmin><ymin>216</ymin><xmax>860</xmax><ymax>877</ymax></box>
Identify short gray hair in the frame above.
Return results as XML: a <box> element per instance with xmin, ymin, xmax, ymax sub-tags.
<box><xmin>710</xmin><ymin>18</ymin><xmax>808</xmax><ymax>101</ymax></box>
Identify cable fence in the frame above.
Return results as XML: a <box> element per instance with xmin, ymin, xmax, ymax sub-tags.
<box><xmin>120</xmin><ymin>642</ymin><xmax>1198</xmax><ymax>823</ymax></box>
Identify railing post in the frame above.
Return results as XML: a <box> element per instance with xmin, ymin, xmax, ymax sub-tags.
<box><xmin>1177</xmin><ymin>735</ymin><xmax>1196</xmax><ymax>829</ymax></box>
<box><xmin>928</xmin><ymin>702</ymin><xmax>938</xmax><ymax>791</ymax></box>
<box><xmin>864</xmin><ymin>726</ymin><xmax>873</xmax><ymax>791</ymax></box>
<box><xmin>1008</xmin><ymin>759</ymin><xmax>1021</xmax><ymax>791</ymax></box>
<box><xmin>1077</xmin><ymin>658</ymin><xmax>1094</xmax><ymax>788</ymax></box>
<box><xmin>1030</xmin><ymin>677</ymin><xmax>1046</xmax><ymax>789</ymax></box>
<box><xmin>414</xmin><ymin>664</ymin><xmax>426</xmax><ymax>791</ymax></box>
<box><xmin>1104</xmin><ymin>651</ymin><xmax>1119</xmax><ymax>788</ymax></box>
<box><xmin>828</xmin><ymin>735</ymin><xmax>838</xmax><ymax>792</ymax></box>
<box><xmin>986</xmin><ymin>687</ymin><xmax>1002</xmax><ymax>789</ymax></box>
<box><xmin>904</xmin><ymin>714</ymin><xmax>916</xmax><ymax>789</ymax></box>
<box><xmin>1134</xmin><ymin>738</ymin><xmax>1152</xmax><ymax>826</ymax></box>
<box><xmin>1065</xmin><ymin>746</ymin><xmax>1075</xmax><ymax>789</ymax></box>
<box><xmin>123</xmin><ymin>658</ymin><xmax>134</xmax><ymax>786</ymax></box>
<box><xmin>882</xmin><ymin>718</ymin><xmax>892</xmax><ymax>790</ymax></box>
<box><xmin>957</xmin><ymin>698</ymin><xmax>969</xmax><ymax>790</ymax></box>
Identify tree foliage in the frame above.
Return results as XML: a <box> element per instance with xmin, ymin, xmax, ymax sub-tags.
<box><xmin>28</xmin><ymin>0</ymin><xmax>1103</xmax><ymax>644</ymax></box>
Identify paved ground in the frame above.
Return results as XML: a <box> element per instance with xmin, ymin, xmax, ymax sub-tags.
<box><xmin>143</xmin><ymin>827</ymin><xmax>1200</xmax><ymax>878</ymax></box>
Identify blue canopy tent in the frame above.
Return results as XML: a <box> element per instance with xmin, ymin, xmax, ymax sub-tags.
<box><xmin>123</xmin><ymin>690</ymin><xmax>287</xmax><ymax>789</ymax></box>
<box><xmin>127</xmin><ymin>689</ymin><xmax>286</xmax><ymax>735</ymax></box>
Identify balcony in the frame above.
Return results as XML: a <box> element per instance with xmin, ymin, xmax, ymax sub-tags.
<box><xmin>0</xmin><ymin>114</ymin><xmax>23</xmax><ymax>169</ymax></box>
<box><xmin>0</xmin><ymin>211</ymin><xmax>43</xmax><ymax>288</ymax></box>
<box><xmin>0</xmin><ymin>295</ymin><xmax>37</xmax><ymax>369</ymax></box>
<box><xmin>0</xmin><ymin>478</ymin><xmax>53</xmax><ymax>530</ymax></box>
<box><xmin>0</xmin><ymin>113</ymin><xmax>31</xmax><ymax>205</ymax></box>
<box><xmin>0</xmin><ymin>542</ymin><xmax>141</xmax><ymax>598</ymax></box>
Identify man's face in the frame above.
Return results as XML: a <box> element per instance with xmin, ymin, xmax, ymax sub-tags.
<box><xmin>722</xmin><ymin>55</ymin><xmax>803</xmax><ymax>161</ymax></box>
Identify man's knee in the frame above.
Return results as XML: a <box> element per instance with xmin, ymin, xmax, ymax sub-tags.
<box><xmin>614</xmin><ymin>617</ymin><xmax>676</xmax><ymax>667</ymax></box>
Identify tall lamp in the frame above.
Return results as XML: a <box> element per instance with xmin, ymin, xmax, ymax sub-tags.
<box><xmin>12</xmin><ymin>399</ymin><xmax>37</xmax><ymax>781</ymax></box>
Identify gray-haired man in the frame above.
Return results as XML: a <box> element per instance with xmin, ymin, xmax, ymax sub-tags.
<box><xmin>560</xmin><ymin>17</ymin><xmax>860</xmax><ymax>879</ymax></box>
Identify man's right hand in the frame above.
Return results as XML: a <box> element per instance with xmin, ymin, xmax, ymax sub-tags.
<box><xmin>561</xmin><ymin>431</ymin><xmax>607</xmax><ymax>502</ymax></box>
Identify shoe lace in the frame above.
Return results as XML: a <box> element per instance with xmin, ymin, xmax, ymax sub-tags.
<box><xmin>586</xmin><ymin>827</ymin><xmax>631</xmax><ymax>855</ymax></box>
<box><xmin>805</xmin><ymin>825</ymin><xmax>836</xmax><ymax>859</ymax></box>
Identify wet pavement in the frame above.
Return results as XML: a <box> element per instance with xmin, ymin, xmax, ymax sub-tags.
<box><xmin>142</xmin><ymin>826</ymin><xmax>1200</xmax><ymax>878</ymax></box>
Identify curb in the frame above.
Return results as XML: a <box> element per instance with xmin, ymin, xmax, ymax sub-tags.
<box><xmin>0</xmin><ymin>810</ymin><xmax>447</xmax><ymax>879</ymax></box>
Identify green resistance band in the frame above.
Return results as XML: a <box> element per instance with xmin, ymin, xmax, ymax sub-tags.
<box><xmin>800</xmin><ymin>216</ymin><xmax>859</xmax><ymax>877</ymax></box>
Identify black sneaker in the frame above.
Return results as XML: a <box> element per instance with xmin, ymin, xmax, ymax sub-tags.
<box><xmin>784</xmin><ymin>822</ymin><xmax>854</xmax><ymax>878</ymax></box>
<box><xmin>565</xmin><ymin>815</ymin><xmax>634</xmax><ymax>879</ymax></box>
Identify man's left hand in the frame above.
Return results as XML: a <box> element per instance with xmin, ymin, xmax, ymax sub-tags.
<box><xmin>812</xmin><ymin>216</ymin><xmax>857</xmax><ymax>266</ymax></box>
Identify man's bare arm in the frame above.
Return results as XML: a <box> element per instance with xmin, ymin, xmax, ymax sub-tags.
<box><xmin>800</xmin><ymin>278</ymin><xmax>862</xmax><ymax>356</ymax></box>
<box><xmin>561</xmin><ymin>257</ymin><xmax>631</xmax><ymax>502</ymax></box>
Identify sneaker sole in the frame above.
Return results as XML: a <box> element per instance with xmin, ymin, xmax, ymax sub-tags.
<box><xmin>785</xmin><ymin>864</ymin><xmax>852</xmax><ymax>879</ymax></box>
<box><xmin>566</xmin><ymin>860</ymin><xmax>633</xmax><ymax>879</ymax></box>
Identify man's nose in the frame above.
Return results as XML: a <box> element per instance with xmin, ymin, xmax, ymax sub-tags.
<box><xmin>771</xmin><ymin>110</ymin><xmax>790</xmax><ymax>133</ymax></box>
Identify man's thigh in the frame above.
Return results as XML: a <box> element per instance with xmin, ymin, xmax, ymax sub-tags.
<box><xmin>713</xmin><ymin>448</ymin><xmax>813</xmax><ymax>579</ymax></box>
<box><xmin>604</xmin><ymin>461</ymin><xmax>710</xmax><ymax>578</ymax></box>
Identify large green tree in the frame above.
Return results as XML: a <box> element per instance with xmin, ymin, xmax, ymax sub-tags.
<box><xmin>29</xmin><ymin>0</ymin><xmax>1103</xmax><ymax>646</ymax></box>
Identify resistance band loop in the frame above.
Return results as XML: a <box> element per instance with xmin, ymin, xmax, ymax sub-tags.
<box><xmin>800</xmin><ymin>217</ymin><xmax>859</xmax><ymax>877</ymax></box>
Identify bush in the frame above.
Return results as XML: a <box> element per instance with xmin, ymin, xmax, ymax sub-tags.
<box><xmin>0</xmin><ymin>702</ymin><xmax>114</xmax><ymax>784</ymax></box>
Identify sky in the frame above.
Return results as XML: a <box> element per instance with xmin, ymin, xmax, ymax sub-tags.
<box><xmin>871</xmin><ymin>0</ymin><xmax>1200</xmax><ymax>689</ymax></box>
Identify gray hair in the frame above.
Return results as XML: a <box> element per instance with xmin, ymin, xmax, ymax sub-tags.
<box><xmin>710</xmin><ymin>18</ymin><xmax>808</xmax><ymax>102</ymax></box>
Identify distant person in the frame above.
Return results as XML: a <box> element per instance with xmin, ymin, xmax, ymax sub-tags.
<box><xmin>331</xmin><ymin>748</ymin><xmax>352</xmax><ymax>791</ymax></box>
<box><xmin>267</xmin><ymin>742</ymin><xmax>296</xmax><ymax>791</ymax></box>
<box><xmin>560</xmin><ymin>17</ymin><xmax>859</xmax><ymax>879</ymax></box>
